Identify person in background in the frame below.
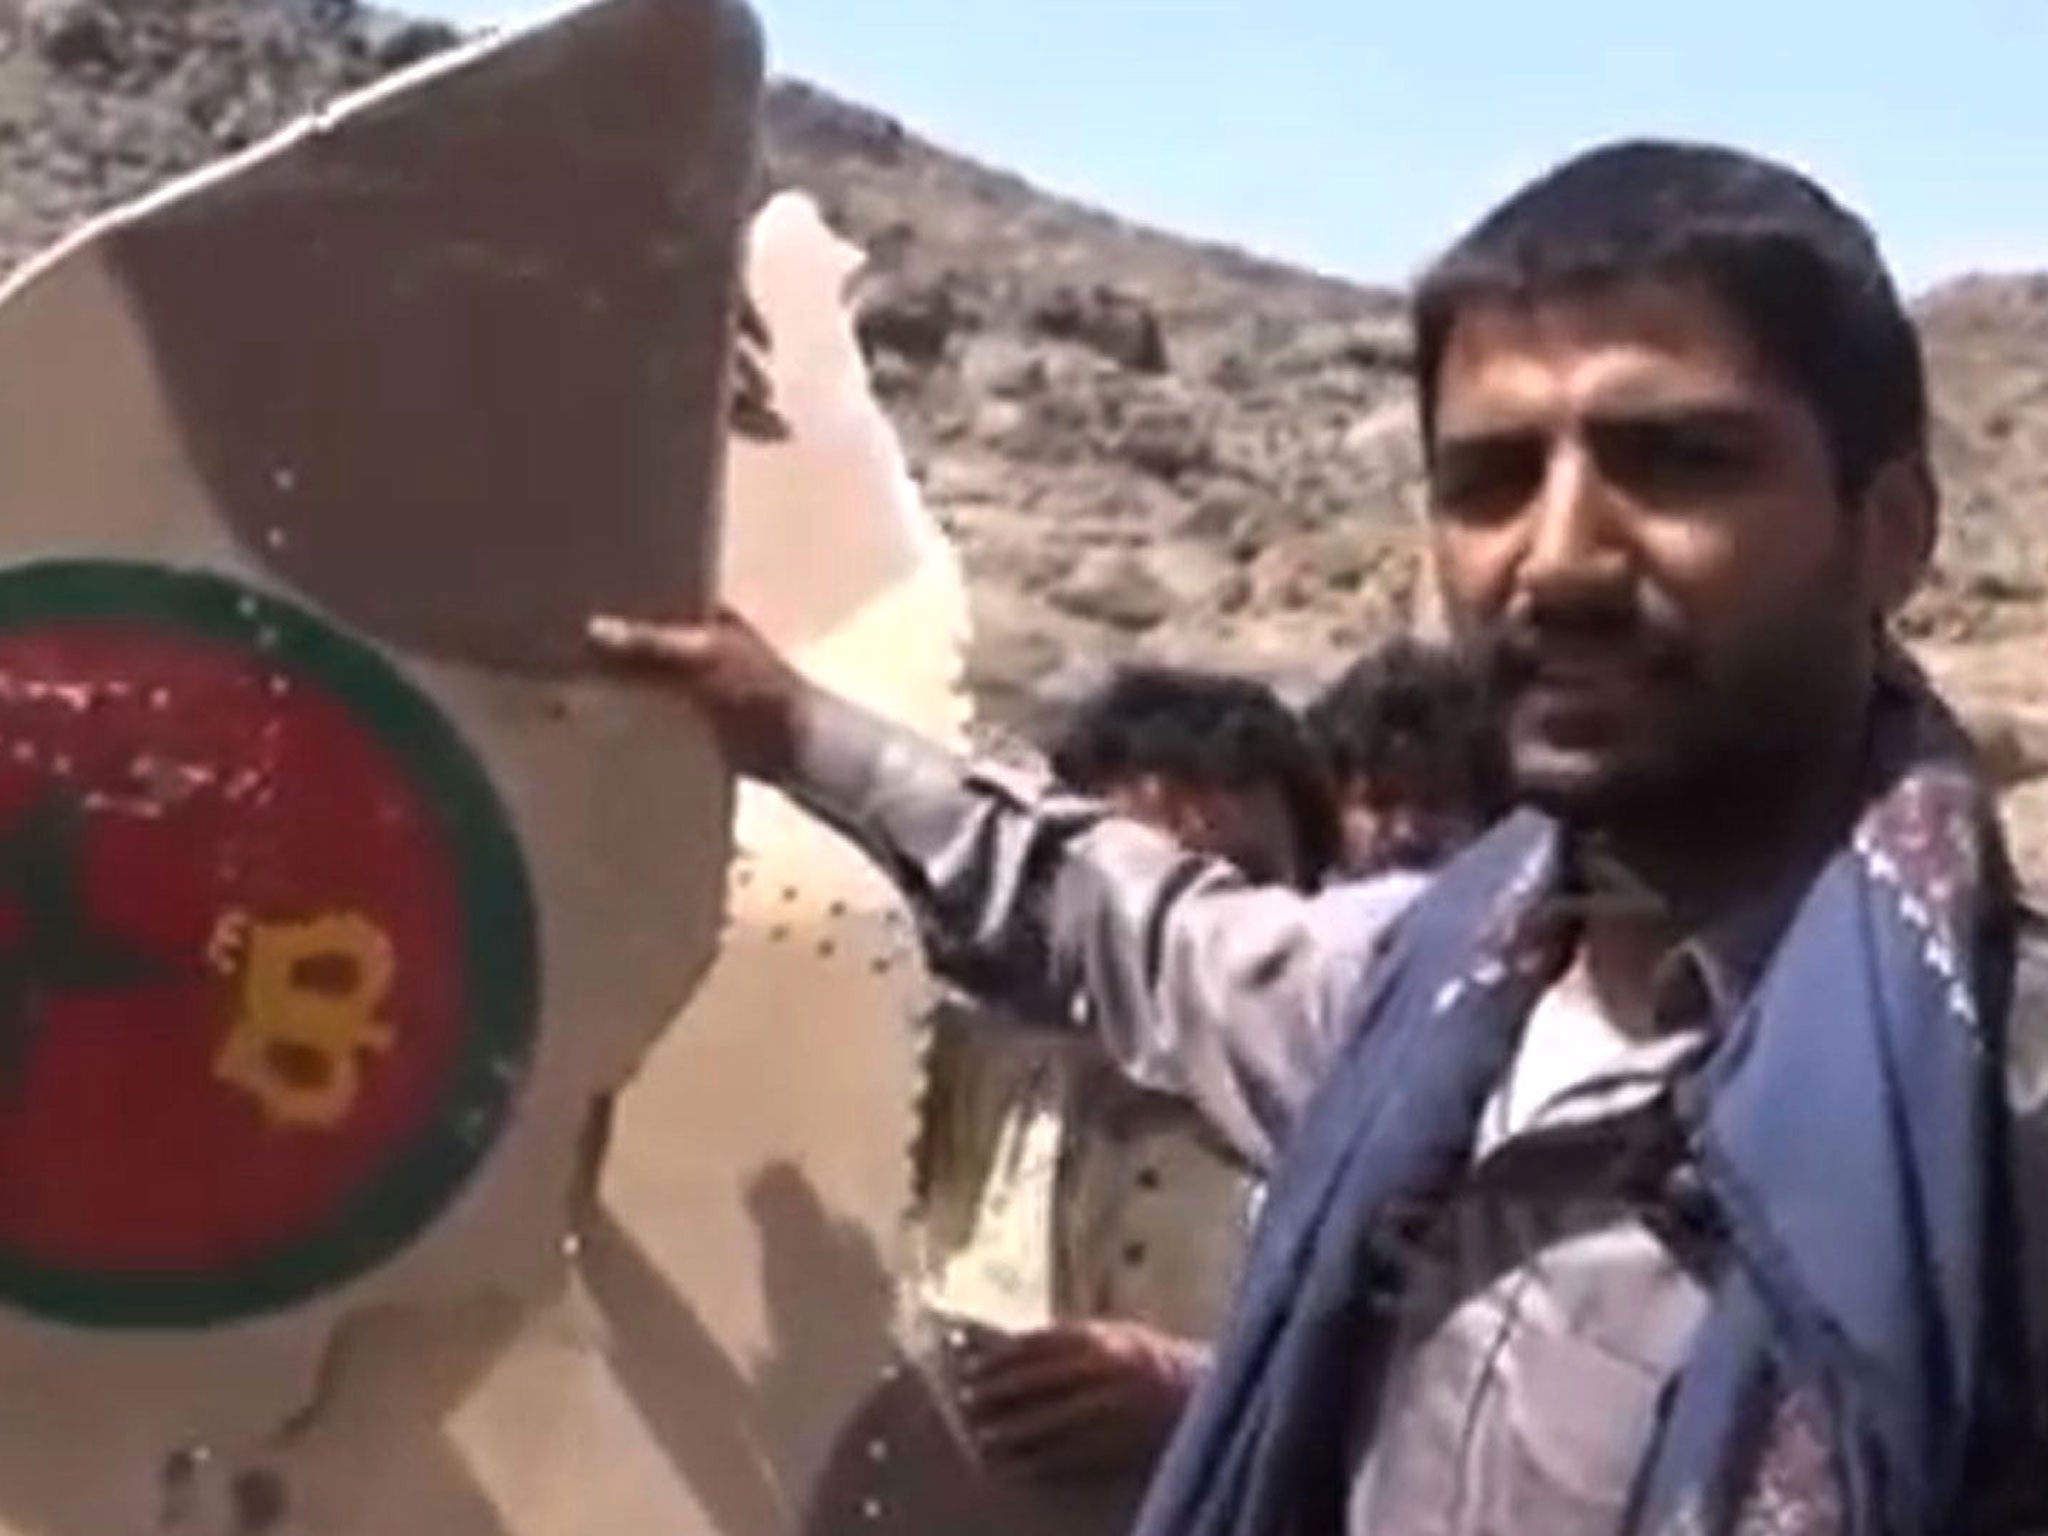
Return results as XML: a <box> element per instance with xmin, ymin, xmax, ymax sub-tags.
<box><xmin>1306</xmin><ymin>636</ymin><xmax>1510</xmax><ymax>879</ymax></box>
<box><xmin>916</xmin><ymin>666</ymin><xmax>1336</xmax><ymax>1489</ymax></box>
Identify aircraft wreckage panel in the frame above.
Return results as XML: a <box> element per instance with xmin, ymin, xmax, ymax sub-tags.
<box><xmin>0</xmin><ymin>0</ymin><xmax>777</xmax><ymax>1529</ymax></box>
<box><xmin>273</xmin><ymin>194</ymin><xmax>972</xmax><ymax>1536</ymax></box>
<box><xmin>602</xmin><ymin>194</ymin><xmax>1145</xmax><ymax>1536</ymax></box>
<box><xmin>0</xmin><ymin>8</ymin><xmax>1015</xmax><ymax>1523</ymax></box>
<box><xmin>591</xmin><ymin>192</ymin><xmax>964</xmax><ymax>1536</ymax></box>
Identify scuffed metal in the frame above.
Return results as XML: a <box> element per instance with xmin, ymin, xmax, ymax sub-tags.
<box><xmin>0</xmin><ymin>9</ymin><xmax>993</xmax><ymax>1522</ymax></box>
<box><xmin>0</xmin><ymin>0</ymin><xmax>761</xmax><ymax>1529</ymax></box>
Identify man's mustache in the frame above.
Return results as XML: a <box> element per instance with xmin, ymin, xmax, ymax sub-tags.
<box><xmin>1475</xmin><ymin>596</ymin><xmax>1695</xmax><ymax>689</ymax></box>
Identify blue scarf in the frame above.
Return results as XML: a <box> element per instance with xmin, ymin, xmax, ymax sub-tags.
<box><xmin>1134</xmin><ymin>663</ymin><xmax>2028</xmax><ymax>1536</ymax></box>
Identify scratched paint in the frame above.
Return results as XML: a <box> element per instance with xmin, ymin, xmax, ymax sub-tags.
<box><xmin>0</xmin><ymin>561</ymin><xmax>535</xmax><ymax>1327</ymax></box>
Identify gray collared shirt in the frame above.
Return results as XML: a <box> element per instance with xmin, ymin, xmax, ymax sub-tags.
<box><xmin>780</xmin><ymin>688</ymin><xmax>2048</xmax><ymax>1532</ymax></box>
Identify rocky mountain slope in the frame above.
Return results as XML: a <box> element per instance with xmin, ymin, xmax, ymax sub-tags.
<box><xmin>1</xmin><ymin>0</ymin><xmax>2043</xmax><ymax>880</ymax></box>
<box><xmin>764</xmin><ymin>82</ymin><xmax>2048</xmax><ymax>692</ymax></box>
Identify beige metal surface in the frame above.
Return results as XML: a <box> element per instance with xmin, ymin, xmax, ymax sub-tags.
<box><xmin>674</xmin><ymin>195</ymin><xmax>1147</xmax><ymax>1536</ymax></box>
<box><xmin>0</xmin><ymin>1</ymin><xmax>758</xmax><ymax>1529</ymax></box>
<box><xmin>0</xmin><ymin>7</ymin><xmax>1000</xmax><ymax>1525</ymax></box>
<box><xmin>592</xmin><ymin>190</ymin><xmax>968</xmax><ymax>1536</ymax></box>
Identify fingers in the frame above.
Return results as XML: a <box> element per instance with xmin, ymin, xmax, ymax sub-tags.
<box><xmin>584</xmin><ymin>608</ymin><xmax>803</xmax><ymax>778</ymax></box>
<box><xmin>963</xmin><ymin>1322</ymin><xmax>1090</xmax><ymax>1370</ymax></box>
<box><xmin>586</xmin><ymin>614</ymin><xmax>717</xmax><ymax>670</ymax></box>
<box><xmin>960</xmin><ymin>1332</ymin><xmax>1105</xmax><ymax>1415</ymax></box>
<box><xmin>730</xmin><ymin>340</ymin><xmax>792</xmax><ymax>442</ymax></box>
<box><xmin>737</xmin><ymin>289</ymin><xmax>771</xmax><ymax>348</ymax></box>
<box><xmin>970</xmin><ymin>1382</ymin><xmax>1130</xmax><ymax>1478</ymax></box>
<box><xmin>957</xmin><ymin>1325</ymin><xmax>1133</xmax><ymax>1476</ymax></box>
<box><xmin>729</xmin><ymin>288</ymin><xmax>791</xmax><ymax>441</ymax></box>
<box><xmin>943</xmin><ymin>1322</ymin><xmax>1196</xmax><ymax>1482</ymax></box>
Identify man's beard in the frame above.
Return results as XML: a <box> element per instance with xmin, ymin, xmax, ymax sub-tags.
<box><xmin>1466</xmin><ymin>571</ymin><xmax>1869</xmax><ymax>844</ymax></box>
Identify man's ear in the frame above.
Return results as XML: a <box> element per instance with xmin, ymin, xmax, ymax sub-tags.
<box><xmin>1152</xmin><ymin>781</ymin><xmax>1219</xmax><ymax>850</ymax></box>
<box><xmin>1858</xmin><ymin>452</ymin><xmax>1938</xmax><ymax>618</ymax></box>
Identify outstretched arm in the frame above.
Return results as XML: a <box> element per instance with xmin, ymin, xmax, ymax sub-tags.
<box><xmin>588</xmin><ymin>610</ymin><xmax>1422</xmax><ymax>1169</ymax></box>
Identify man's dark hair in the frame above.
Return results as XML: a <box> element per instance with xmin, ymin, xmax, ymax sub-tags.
<box><xmin>1049</xmin><ymin>665</ymin><xmax>1339</xmax><ymax>888</ymax></box>
<box><xmin>1306</xmin><ymin>638</ymin><xmax>1510</xmax><ymax>823</ymax></box>
<box><xmin>1413</xmin><ymin>139</ymin><xmax>1928</xmax><ymax>499</ymax></box>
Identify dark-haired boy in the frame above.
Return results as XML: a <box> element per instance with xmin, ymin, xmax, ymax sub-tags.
<box><xmin>913</xmin><ymin>666</ymin><xmax>1360</xmax><ymax>1498</ymax></box>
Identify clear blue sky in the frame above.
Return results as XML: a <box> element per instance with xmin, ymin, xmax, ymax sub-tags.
<box><xmin>418</xmin><ymin>0</ymin><xmax>2048</xmax><ymax>294</ymax></box>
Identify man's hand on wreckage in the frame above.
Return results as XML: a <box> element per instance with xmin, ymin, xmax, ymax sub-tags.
<box><xmin>586</xmin><ymin>607</ymin><xmax>806</xmax><ymax>779</ymax></box>
<box><xmin>956</xmin><ymin>1320</ymin><xmax>1208</xmax><ymax>1481</ymax></box>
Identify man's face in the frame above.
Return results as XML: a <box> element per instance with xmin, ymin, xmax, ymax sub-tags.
<box><xmin>1426</xmin><ymin>277</ymin><xmax>1898</xmax><ymax>827</ymax></box>
<box><xmin>1110</xmin><ymin>776</ymin><xmax>1304</xmax><ymax>889</ymax></box>
<box><xmin>1337</xmin><ymin>757</ymin><xmax>1480</xmax><ymax>877</ymax></box>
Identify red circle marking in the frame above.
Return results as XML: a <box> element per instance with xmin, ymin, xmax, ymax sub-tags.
<box><xmin>0</xmin><ymin>621</ymin><xmax>468</xmax><ymax>1271</ymax></box>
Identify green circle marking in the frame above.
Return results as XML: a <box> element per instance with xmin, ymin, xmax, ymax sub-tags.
<box><xmin>0</xmin><ymin>559</ymin><xmax>539</xmax><ymax>1329</ymax></box>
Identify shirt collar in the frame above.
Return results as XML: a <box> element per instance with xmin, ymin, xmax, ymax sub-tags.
<box><xmin>1549</xmin><ymin>833</ymin><xmax>1817</xmax><ymax>1033</ymax></box>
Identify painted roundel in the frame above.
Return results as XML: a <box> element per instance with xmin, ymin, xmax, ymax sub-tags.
<box><xmin>0</xmin><ymin>560</ymin><xmax>538</xmax><ymax>1327</ymax></box>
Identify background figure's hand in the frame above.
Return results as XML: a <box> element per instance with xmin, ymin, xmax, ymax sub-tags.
<box><xmin>587</xmin><ymin>607</ymin><xmax>807</xmax><ymax>778</ymax></box>
<box><xmin>729</xmin><ymin>287</ymin><xmax>791</xmax><ymax>443</ymax></box>
<box><xmin>955</xmin><ymin>1320</ymin><xmax>1208</xmax><ymax>1482</ymax></box>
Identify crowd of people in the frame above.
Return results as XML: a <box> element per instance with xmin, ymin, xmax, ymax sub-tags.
<box><xmin>592</xmin><ymin>137</ymin><xmax>2048</xmax><ymax>1536</ymax></box>
<box><xmin>910</xmin><ymin>649</ymin><xmax>1505</xmax><ymax>1504</ymax></box>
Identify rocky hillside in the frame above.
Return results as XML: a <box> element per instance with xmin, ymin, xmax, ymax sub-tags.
<box><xmin>1</xmin><ymin>0</ymin><xmax>2043</xmax><ymax>880</ymax></box>
<box><xmin>0</xmin><ymin>0</ymin><xmax>452</xmax><ymax>264</ymax></box>
<box><xmin>762</xmin><ymin>80</ymin><xmax>1427</xmax><ymax>729</ymax></box>
<box><xmin>766</xmin><ymin>82</ymin><xmax>2048</xmax><ymax>701</ymax></box>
